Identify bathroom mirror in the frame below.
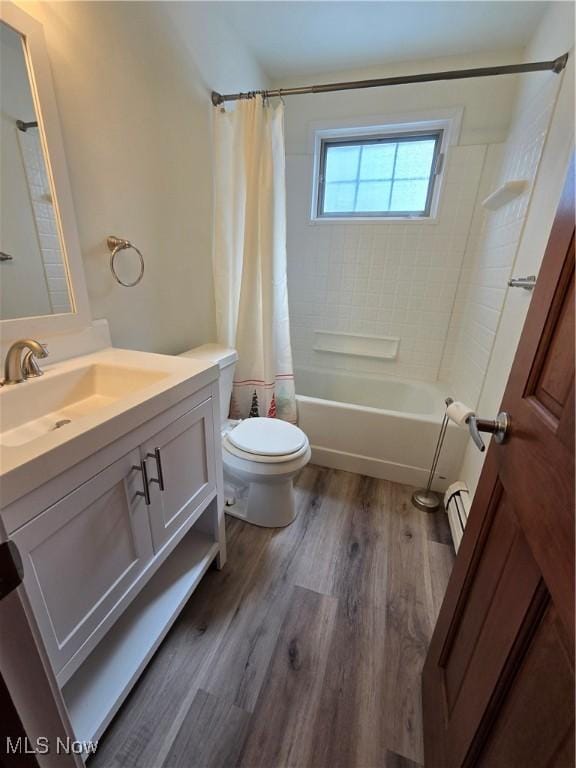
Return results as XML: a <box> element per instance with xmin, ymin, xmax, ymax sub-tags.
<box><xmin>0</xmin><ymin>3</ymin><xmax>90</xmax><ymax>337</ymax></box>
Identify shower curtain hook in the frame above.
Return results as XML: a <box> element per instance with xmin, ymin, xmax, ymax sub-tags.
<box><xmin>278</xmin><ymin>88</ymin><xmax>286</xmax><ymax>106</ymax></box>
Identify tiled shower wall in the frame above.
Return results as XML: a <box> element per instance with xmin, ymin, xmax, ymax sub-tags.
<box><xmin>286</xmin><ymin>144</ymin><xmax>489</xmax><ymax>381</ymax></box>
<box><xmin>18</xmin><ymin>128</ymin><xmax>71</xmax><ymax>313</ymax></box>
<box><xmin>439</xmin><ymin>73</ymin><xmax>562</xmax><ymax>408</ymax></box>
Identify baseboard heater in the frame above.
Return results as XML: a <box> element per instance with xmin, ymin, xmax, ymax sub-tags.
<box><xmin>444</xmin><ymin>481</ymin><xmax>471</xmax><ymax>552</ymax></box>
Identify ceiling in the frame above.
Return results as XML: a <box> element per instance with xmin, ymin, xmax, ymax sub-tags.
<box><xmin>217</xmin><ymin>1</ymin><xmax>551</xmax><ymax>80</ymax></box>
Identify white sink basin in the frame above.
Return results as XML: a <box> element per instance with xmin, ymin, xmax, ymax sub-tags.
<box><xmin>0</xmin><ymin>346</ymin><xmax>218</xmax><ymax>510</ymax></box>
<box><xmin>0</xmin><ymin>363</ymin><xmax>169</xmax><ymax>447</ymax></box>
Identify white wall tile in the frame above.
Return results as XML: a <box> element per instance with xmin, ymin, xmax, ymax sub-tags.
<box><xmin>18</xmin><ymin>129</ymin><xmax>71</xmax><ymax>313</ymax></box>
<box><xmin>440</xmin><ymin>74</ymin><xmax>558</xmax><ymax>408</ymax></box>
<box><xmin>287</xmin><ymin>144</ymin><xmax>486</xmax><ymax>380</ymax></box>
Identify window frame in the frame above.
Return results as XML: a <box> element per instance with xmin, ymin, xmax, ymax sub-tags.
<box><xmin>308</xmin><ymin>112</ymin><xmax>461</xmax><ymax>223</ymax></box>
<box><xmin>316</xmin><ymin>130</ymin><xmax>443</xmax><ymax>220</ymax></box>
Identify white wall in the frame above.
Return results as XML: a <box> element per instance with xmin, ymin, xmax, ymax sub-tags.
<box><xmin>281</xmin><ymin>51</ymin><xmax>521</xmax><ymax>380</ymax></box>
<box><xmin>454</xmin><ymin>1</ymin><xmax>574</xmax><ymax>496</ymax></box>
<box><xmin>15</xmin><ymin>1</ymin><xmax>267</xmax><ymax>353</ymax></box>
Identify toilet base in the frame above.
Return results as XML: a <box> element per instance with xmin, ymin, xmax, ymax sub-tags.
<box><xmin>223</xmin><ymin>472</ymin><xmax>297</xmax><ymax>528</ymax></box>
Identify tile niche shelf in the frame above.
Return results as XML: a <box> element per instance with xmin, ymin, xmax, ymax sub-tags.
<box><xmin>313</xmin><ymin>330</ymin><xmax>399</xmax><ymax>360</ymax></box>
<box><xmin>482</xmin><ymin>180</ymin><xmax>528</xmax><ymax>210</ymax></box>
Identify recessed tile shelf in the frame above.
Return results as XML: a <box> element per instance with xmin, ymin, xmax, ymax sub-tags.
<box><xmin>482</xmin><ymin>180</ymin><xmax>528</xmax><ymax>210</ymax></box>
<box><xmin>313</xmin><ymin>330</ymin><xmax>399</xmax><ymax>360</ymax></box>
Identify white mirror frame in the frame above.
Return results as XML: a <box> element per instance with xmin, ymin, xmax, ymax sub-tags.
<box><xmin>0</xmin><ymin>2</ymin><xmax>91</xmax><ymax>344</ymax></box>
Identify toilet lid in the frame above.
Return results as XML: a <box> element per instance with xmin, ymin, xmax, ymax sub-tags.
<box><xmin>228</xmin><ymin>417</ymin><xmax>307</xmax><ymax>457</ymax></box>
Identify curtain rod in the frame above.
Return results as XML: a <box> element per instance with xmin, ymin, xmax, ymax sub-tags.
<box><xmin>211</xmin><ymin>53</ymin><xmax>569</xmax><ymax>106</ymax></box>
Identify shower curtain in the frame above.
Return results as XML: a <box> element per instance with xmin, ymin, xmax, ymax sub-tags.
<box><xmin>213</xmin><ymin>96</ymin><xmax>297</xmax><ymax>423</ymax></box>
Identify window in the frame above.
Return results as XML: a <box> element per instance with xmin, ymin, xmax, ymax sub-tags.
<box><xmin>315</xmin><ymin>129</ymin><xmax>444</xmax><ymax>219</ymax></box>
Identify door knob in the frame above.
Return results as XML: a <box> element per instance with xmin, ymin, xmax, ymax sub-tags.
<box><xmin>467</xmin><ymin>412</ymin><xmax>510</xmax><ymax>452</ymax></box>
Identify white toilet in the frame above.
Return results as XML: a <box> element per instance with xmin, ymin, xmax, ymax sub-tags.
<box><xmin>180</xmin><ymin>344</ymin><xmax>311</xmax><ymax>527</ymax></box>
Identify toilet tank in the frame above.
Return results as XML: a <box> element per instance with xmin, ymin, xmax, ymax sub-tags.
<box><xmin>179</xmin><ymin>344</ymin><xmax>238</xmax><ymax>423</ymax></box>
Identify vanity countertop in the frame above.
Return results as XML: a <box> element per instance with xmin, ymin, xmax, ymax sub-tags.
<box><xmin>0</xmin><ymin>347</ymin><xmax>218</xmax><ymax>508</ymax></box>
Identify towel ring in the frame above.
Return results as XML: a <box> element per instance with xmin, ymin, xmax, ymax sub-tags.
<box><xmin>107</xmin><ymin>235</ymin><xmax>144</xmax><ymax>287</ymax></box>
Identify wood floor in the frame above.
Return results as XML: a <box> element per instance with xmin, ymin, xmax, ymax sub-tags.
<box><xmin>91</xmin><ymin>465</ymin><xmax>454</xmax><ymax>768</ymax></box>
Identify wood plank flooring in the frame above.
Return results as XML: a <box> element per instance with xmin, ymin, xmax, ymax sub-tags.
<box><xmin>91</xmin><ymin>466</ymin><xmax>454</xmax><ymax>768</ymax></box>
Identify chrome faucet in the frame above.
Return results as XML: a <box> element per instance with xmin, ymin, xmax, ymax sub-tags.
<box><xmin>2</xmin><ymin>339</ymin><xmax>48</xmax><ymax>385</ymax></box>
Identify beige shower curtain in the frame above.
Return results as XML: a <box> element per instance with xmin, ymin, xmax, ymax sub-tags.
<box><xmin>212</xmin><ymin>96</ymin><xmax>296</xmax><ymax>423</ymax></box>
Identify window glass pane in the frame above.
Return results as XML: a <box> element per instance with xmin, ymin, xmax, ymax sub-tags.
<box><xmin>324</xmin><ymin>181</ymin><xmax>356</xmax><ymax>213</ymax></box>
<box><xmin>394</xmin><ymin>139</ymin><xmax>436</xmax><ymax>179</ymax></box>
<box><xmin>324</xmin><ymin>145</ymin><xmax>360</xmax><ymax>182</ymax></box>
<box><xmin>359</xmin><ymin>144</ymin><xmax>396</xmax><ymax>180</ymax></box>
<box><xmin>355</xmin><ymin>181</ymin><xmax>392</xmax><ymax>212</ymax></box>
<box><xmin>319</xmin><ymin>132</ymin><xmax>439</xmax><ymax>216</ymax></box>
<box><xmin>390</xmin><ymin>179</ymin><xmax>429</xmax><ymax>212</ymax></box>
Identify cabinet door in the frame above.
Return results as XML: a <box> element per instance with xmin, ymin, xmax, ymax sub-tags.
<box><xmin>11</xmin><ymin>449</ymin><xmax>154</xmax><ymax>678</ymax></box>
<box><xmin>143</xmin><ymin>399</ymin><xmax>216</xmax><ymax>553</ymax></box>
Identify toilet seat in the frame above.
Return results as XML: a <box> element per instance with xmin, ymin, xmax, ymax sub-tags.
<box><xmin>223</xmin><ymin>417</ymin><xmax>309</xmax><ymax>465</ymax></box>
<box><xmin>227</xmin><ymin>417</ymin><xmax>306</xmax><ymax>457</ymax></box>
<box><xmin>223</xmin><ymin>434</ymin><xmax>310</xmax><ymax>464</ymax></box>
<box><xmin>223</xmin><ymin>438</ymin><xmax>311</xmax><ymax>479</ymax></box>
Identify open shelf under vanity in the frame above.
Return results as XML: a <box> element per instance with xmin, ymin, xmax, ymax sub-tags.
<box><xmin>62</xmin><ymin>525</ymin><xmax>219</xmax><ymax>745</ymax></box>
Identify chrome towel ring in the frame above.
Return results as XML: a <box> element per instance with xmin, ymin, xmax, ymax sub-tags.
<box><xmin>106</xmin><ymin>235</ymin><xmax>145</xmax><ymax>287</ymax></box>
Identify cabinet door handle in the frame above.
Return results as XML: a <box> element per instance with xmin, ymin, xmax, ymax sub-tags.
<box><xmin>146</xmin><ymin>448</ymin><xmax>165</xmax><ymax>491</ymax></box>
<box><xmin>132</xmin><ymin>460</ymin><xmax>151</xmax><ymax>505</ymax></box>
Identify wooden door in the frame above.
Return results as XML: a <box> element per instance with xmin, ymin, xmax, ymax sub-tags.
<box><xmin>12</xmin><ymin>448</ymin><xmax>154</xmax><ymax>682</ymax></box>
<box><xmin>142</xmin><ymin>400</ymin><xmax>216</xmax><ymax>554</ymax></box>
<box><xmin>422</xmin><ymin>157</ymin><xmax>575</xmax><ymax>767</ymax></box>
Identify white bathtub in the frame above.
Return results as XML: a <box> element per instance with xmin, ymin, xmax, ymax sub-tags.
<box><xmin>295</xmin><ymin>367</ymin><xmax>467</xmax><ymax>491</ymax></box>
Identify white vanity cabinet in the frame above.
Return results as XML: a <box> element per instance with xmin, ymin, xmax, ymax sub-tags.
<box><xmin>11</xmin><ymin>448</ymin><xmax>154</xmax><ymax>680</ymax></box>
<box><xmin>143</xmin><ymin>398</ymin><xmax>216</xmax><ymax>553</ymax></box>
<box><xmin>2</xmin><ymin>378</ymin><xmax>225</xmax><ymax>750</ymax></box>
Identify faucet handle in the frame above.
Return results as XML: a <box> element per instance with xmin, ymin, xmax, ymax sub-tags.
<box><xmin>22</xmin><ymin>347</ymin><xmax>47</xmax><ymax>378</ymax></box>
